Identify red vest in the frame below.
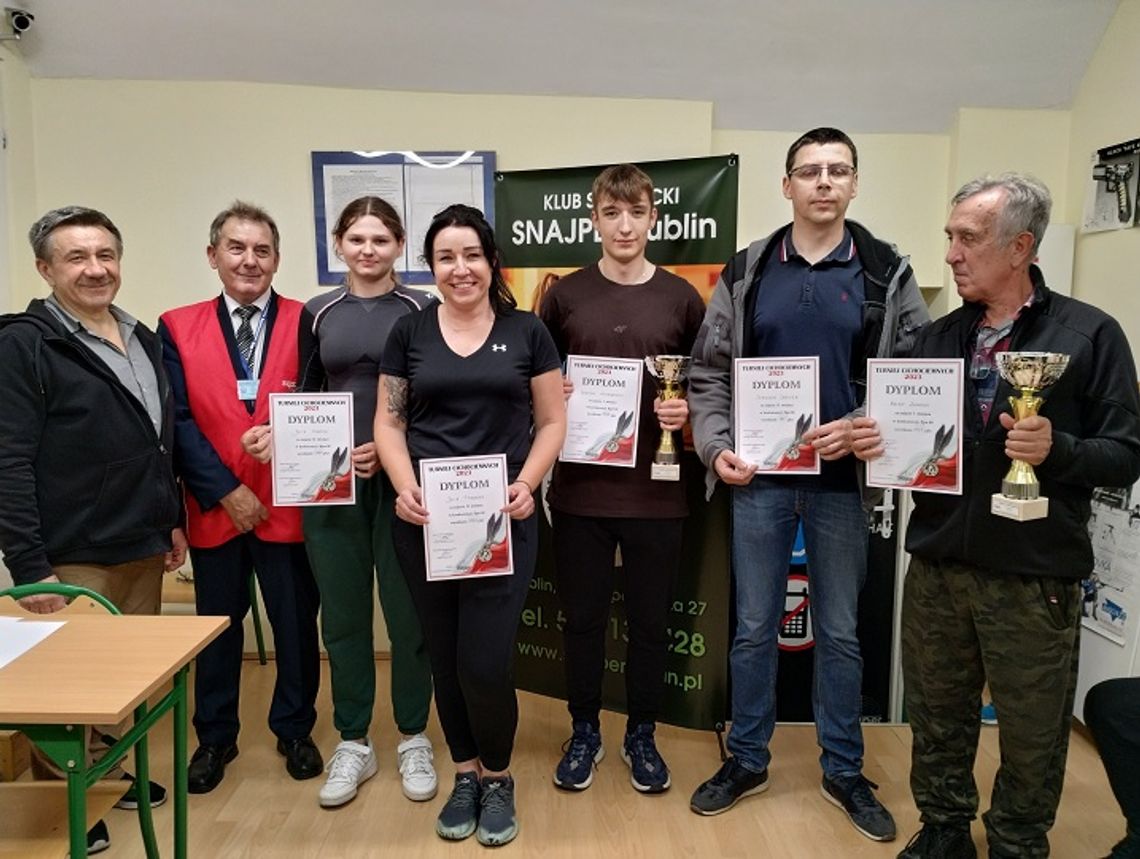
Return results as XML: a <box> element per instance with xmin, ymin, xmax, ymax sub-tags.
<box><xmin>161</xmin><ymin>296</ymin><xmax>304</xmax><ymax>548</ymax></box>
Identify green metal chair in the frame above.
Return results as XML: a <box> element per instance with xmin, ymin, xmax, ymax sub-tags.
<box><xmin>0</xmin><ymin>582</ymin><xmax>162</xmax><ymax>858</ymax></box>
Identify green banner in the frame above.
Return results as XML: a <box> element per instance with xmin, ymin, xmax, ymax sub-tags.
<box><xmin>497</xmin><ymin>155</ymin><xmax>738</xmax><ymax>731</ymax></box>
<box><xmin>496</xmin><ymin>155</ymin><xmax>738</xmax><ymax>268</ymax></box>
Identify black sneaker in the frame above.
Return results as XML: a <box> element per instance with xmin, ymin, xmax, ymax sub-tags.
<box><xmin>689</xmin><ymin>756</ymin><xmax>769</xmax><ymax>815</ymax></box>
<box><xmin>86</xmin><ymin>818</ymin><xmax>110</xmax><ymax>855</ymax></box>
<box><xmin>822</xmin><ymin>772</ymin><xmax>896</xmax><ymax>841</ymax></box>
<box><xmin>436</xmin><ymin>771</ymin><xmax>480</xmax><ymax>841</ymax></box>
<box><xmin>113</xmin><ymin>773</ymin><xmax>168</xmax><ymax>809</ymax></box>
<box><xmin>896</xmin><ymin>823</ymin><xmax>975</xmax><ymax>858</ymax></box>
<box><xmin>620</xmin><ymin>723</ymin><xmax>670</xmax><ymax>793</ymax></box>
<box><xmin>476</xmin><ymin>775</ymin><xmax>519</xmax><ymax>847</ymax></box>
<box><xmin>553</xmin><ymin>721</ymin><xmax>604</xmax><ymax>790</ymax></box>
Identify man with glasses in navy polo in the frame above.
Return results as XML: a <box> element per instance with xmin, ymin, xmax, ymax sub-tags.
<box><xmin>688</xmin><ymin>128</ymin><xmax>929</xmax><ymax>841</ymax></box>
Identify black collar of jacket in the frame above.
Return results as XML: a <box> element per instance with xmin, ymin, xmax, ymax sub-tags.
<box><xmin>0</xmin><ymin>298</ymin><xmax>73</xmax><ymax>339</ymax></box>
<box><xmin>953</xmin><ymin>265</ymin><xmax>1052</xmax><ymax>347</ymax></box>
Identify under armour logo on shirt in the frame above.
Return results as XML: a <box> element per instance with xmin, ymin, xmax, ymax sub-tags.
<box><xmin>492</xmin><ymin>343</ymin><xmax>507</xmax><ymax>352</ymax></box>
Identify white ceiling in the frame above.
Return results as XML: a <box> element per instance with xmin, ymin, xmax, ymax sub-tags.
<box><xmin>8</xmin><ymin>0</ymin><xmax>1120</xmax><ymax>133</ymax></box>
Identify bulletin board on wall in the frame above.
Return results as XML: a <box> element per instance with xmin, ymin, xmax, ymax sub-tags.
<box><xmin>311</xmin><ymin>151</ymin><xmax>497</xmax><ymax>286</ymax></box>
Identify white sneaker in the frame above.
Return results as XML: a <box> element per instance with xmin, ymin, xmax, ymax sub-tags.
<box><xmin>318</xmin><ymin>739</ymin><xmax>378</xmax><ymax>808</ymax></box>
<box><xmin>397</xmin><ymin>734</ymin><xmax>438</xmax><ymax>801</ymax></box>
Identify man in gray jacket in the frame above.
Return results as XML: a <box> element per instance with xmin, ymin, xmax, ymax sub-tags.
<box><xmin>687</xmin><ymin>128</ymin><xmax>928</xmax><ymax>842</ymax></box>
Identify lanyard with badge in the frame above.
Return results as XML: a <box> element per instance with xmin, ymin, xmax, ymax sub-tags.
<box><xmin>236</xmin><ymin>305</ymin><xmax>269</xmax><ymax>402</ymax></box>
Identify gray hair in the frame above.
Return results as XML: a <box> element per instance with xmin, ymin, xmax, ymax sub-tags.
<box><xmin>28</xmin><ymin>206</ymin><xmax>123</xmax><ymax>262</ymax></box>
<box><xmin>951</xmin><ymin>173</ymin><xmax>1052</xmax><ymax>254</ymax></box>
<box><xmin>209</xmin><ymin>200</ymin><xmax>280</xmax><ymax>254</ymax></box>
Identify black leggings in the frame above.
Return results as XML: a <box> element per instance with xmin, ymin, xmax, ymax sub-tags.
<box><xmin>393</xmin><ymin>513</ymin><xmax>536</xmax><ymax>772</ymax></box>
<box><xmin>551</xmin><ymin>510</ymin><xmax>683</xmax><ymax>730</ymax></box>
<box><xmin>1085</xmin><ymin>677</ymin><xmax>1140</xmax><ymax>836</ymax></box>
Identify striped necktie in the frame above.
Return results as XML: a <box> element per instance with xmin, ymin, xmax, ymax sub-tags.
<box><xmin>234</xmin><ymin>304</ymin><xmax>258</xmax><ymax>369</ymax></box>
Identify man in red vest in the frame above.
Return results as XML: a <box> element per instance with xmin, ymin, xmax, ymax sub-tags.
<box><xmin>159</xmin><ymin>201</ymin><xmax>322</xmax><ymax>794</ymax></box>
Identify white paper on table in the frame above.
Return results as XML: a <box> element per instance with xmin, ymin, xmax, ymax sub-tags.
<box><xmin>0</xmin><ymin>617</ymin><xmax>65</xmax><ymax>669</ymax></box>
<box><xmin>865</xmin><ymin>358</ymin><xmax>964</xmax><ymax>494</ymax></box>
<box><xmin>420</xmin><ymin>454</ymin><xmax>513</xmax><ymax>581</ymax></box>
<box><xmin>270</xmin><ymin>393</ymin><xmax>356</xmax><ymax>506</ymax></box>
<box><xmin>733</xmin><ymin>357</ymin><xmax>821</xmax><ymax>474</ymax></box>
<box><xmin>560</xmin><ymin>355</ymin><xmax>643</xmax><ymax>467</ymax></box>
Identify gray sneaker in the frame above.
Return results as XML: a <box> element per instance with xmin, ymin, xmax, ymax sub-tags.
<box><xmin>435</xmin><ymin>772</ymin><xmax>480</xmax><ymax>841</ymax></box>
<box><xmin>476</xmin><ymin>775</ymin><xmax>518</xmax><ymax>847</ymax></box>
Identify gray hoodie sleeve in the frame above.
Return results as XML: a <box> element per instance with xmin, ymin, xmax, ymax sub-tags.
<box><xmin>689</xmin><ymin>261</ymin><xmax>739</xmax><ymax>492</ymax></box>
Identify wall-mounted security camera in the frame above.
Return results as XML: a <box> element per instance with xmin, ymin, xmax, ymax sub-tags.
<box><xmin>1</xmin><ymin>7</ymin><xmax>34</xmax><ymax>40</ymax></box>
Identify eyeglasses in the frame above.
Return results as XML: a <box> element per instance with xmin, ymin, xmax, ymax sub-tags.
<box><xmin>788</xmin><ymin>163</ymin><xmax>856</xmax><ymax>181</ymax></box>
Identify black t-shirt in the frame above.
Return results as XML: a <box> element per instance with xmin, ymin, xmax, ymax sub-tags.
<box><xmin>539</xmin><ymin>263</ymin><xmax>707</xmax><ymax>518</ymax></box>
<box><xmin>380</xmin><ymin>304</ymin><xmax>561</xmax><ymax>478</ymax></box>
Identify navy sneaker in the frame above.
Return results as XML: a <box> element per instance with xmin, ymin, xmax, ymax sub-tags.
<box><xmin>689</xmin><ymin>756</ymin><xmax>769</xmax><ymax>815</ymax></box>
<box><xmin>620</xmin><ymin>723</ymin><xmax>670</xmax><ymax>794</ymax></box>
<box><xmin>822</xmin><ymin>772</ymin><xmax>896</xmax><ymax>842</ymax></box>
<box><xmin>553</xmin><ymin>721</ymin><xmax>604</xmax><ymax>790</ymax></box>
<box><xmin>896</xmin><ymin>823</ymin><xmax>976</xmax><ymax>858</ymax></box>
<box><xmin>435</xmin><ymin>772</ymin><xmax>480</xmax><ymax>841</ymax></box>
<box><xmin>476</xmin><ymin>775</ymin><xmax>518</xmax><ymax>847</ymax></box>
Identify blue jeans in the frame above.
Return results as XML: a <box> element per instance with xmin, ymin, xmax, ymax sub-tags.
<box><xmin>726</xmin><ymin>480</ymin><xmax>868</xmax><ymax>778</ymax></box>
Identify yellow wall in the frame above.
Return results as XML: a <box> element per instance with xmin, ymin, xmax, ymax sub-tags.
<box><xmin>26</xmin><ymin>79</ymin><xmax>712</xmax><ymax>326</ymax></box>
<box><xmin>711</xmin><ymin>129</ymin><xmax>949</xmax><ymax>291</ymax></box>
<box><xmin>0</xmin><ymin>45</ymin><xmax>37</xmax><ymax>311</ymax></box>
<box><xmin>1067</xmin><ymin>0</ymin><xmax>1140</xmax><ymax>355</ymax></box>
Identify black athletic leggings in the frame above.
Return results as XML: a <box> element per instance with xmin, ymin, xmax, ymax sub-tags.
<box><xmin>392</xmin><ymin>513</ymin><xmax>536</xmax><ymax>772</ymax></box>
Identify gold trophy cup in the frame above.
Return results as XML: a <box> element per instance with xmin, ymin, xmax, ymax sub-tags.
<box><xmin>644</xmin><ymin>355</ymin><xmax>691</xmax><ymax>481</ymax></box>
<box><xmin>990</xmin><ymin>351</ymin><xmax>1069</xmax><ymax>522</ymax></box>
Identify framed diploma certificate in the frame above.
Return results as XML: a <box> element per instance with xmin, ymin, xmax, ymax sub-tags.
<box><xmin>866</xmin><ymin>359</ymin><xmax>964</xmax><ymax>494</ymax></box>
<box><xmin>420</xmin><ymin>454</ymin><xmax>513</xmax><ymax>580</ymax></box>
<box><xmin>269</xmin><ymin>393</ymin><xmax>355</xmax><ymax>506</ymax></box>
<box><xmin>560</xmin><ymin>355</ymin><xmax>643</xmax><ymax>467</ymax></box>
<box><xmin>733</xmin><ymin>357</ymin><xmax>820</xmax><ymax>474</ymax></box>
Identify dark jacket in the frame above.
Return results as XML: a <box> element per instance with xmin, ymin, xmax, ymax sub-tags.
<box><xmin>905</xmin><ymin>270</ymin><xmax>1140</xmax><ymax>580</ymax></box>
<box><xmin>0</xmin><ymin>299</ymin><xmax>180</xmax><ymax>585</ymax></box>
<box><xmin>689</xmin><ymin>219</ymin><xmax>930</xmax><ymax>500</ymax></box>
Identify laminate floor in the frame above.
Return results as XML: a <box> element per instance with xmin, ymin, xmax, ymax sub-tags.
<box><xmin>95</xmin><ymin>660</ymin><xmax>1121</xmax><ymax>858</ymax></box>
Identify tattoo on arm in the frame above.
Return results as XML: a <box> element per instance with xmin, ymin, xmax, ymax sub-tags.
<box><xmin>386</xmin><ymin>377</ymin><xmax>409</xmax><ymax>424</ymax></box>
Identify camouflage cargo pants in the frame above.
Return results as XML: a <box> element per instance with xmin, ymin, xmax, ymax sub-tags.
<box><xmin>901</xmin><ymin>556</ymin><xmax>1081</xmax><ymax>858</ymax></box>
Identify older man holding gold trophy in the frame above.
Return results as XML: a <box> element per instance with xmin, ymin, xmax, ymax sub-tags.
<box><xmin>853</xmin><ymin>173</ymin><xmax>1140</xmax><ymax>859</ymax></box>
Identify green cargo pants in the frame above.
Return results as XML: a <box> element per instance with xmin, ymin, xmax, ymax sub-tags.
<box><xmin>902</xmin><ymin>556</ymin><xmax>1080</xmax><ymax>858</ymax></box>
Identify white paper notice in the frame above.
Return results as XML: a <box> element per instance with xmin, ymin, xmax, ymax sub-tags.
<box><xmin>733</xmin><ymin>357</ymin><xmax>820</xmax><ymax>474</ymax></box>
<box><xmin>561</xmin><ymin>355</ymin><xmax>643</xmax><ymax>467</ymax></box>
<box><xmin>270</xmin><ymin>393</ymin><xmax>356</xmax><ymax>506</ymax></box>
<box><xmin>865</xmin><ymin>359</ymin><xmax>964</xmax><ymax>494</ymax></box>
<box><xmin>420</xmin><ymin>454</ymin><xmax>513</xmax><ymax>581</ymax></box>
<box><xmin>0</xmin><ymin>617</ymin><xmax>65</xmax><ymax>669</ymax></box>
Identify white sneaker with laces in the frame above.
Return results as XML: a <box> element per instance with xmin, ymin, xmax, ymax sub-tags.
<box><xmin>318</xmin><ymin>739</ymin><xmax>378</xmax><ymax>808</ymax></box>
<box><xmin>397</xmin><ymin>733</ymin><xmax>438</xmax><ymax>801</ymax></box>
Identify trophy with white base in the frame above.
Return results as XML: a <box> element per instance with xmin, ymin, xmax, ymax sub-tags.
<box><xmin>644</xmin><ymin>355</ymin><xmax>691</xmax><ymax>481</ymax></box>
<box><xmin>990</xmin><ymin>351</ymin><xmax>1069</xmax><ymax>522</ymax></box>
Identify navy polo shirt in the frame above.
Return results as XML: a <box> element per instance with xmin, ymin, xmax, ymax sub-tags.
<box><xmin>751</xmin><ymin>228</ymin><xmax>864</xmax><ymax>488</ymax></box>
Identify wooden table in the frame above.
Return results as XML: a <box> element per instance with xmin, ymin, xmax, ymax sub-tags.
<box><xmin>0</xmin><ymin>613</ymin><xmax>227</xmax><ymax>858</ymax></box>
